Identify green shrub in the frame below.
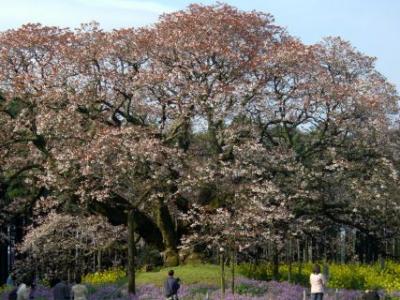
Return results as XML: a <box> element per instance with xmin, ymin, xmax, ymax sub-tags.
<box><xmin>238</xmin><ymin>260</ymin><xmax>400</xmax><ymax>292</ymax></box>
<box><xmin>235</xmin><ymin>283</ymin><xmax>268</xmax><ymax>296</ymax></box>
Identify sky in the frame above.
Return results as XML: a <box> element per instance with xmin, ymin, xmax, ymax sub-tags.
<box><xmin>0</xmin><ymin>0</ymin><xmax>399</xmax><ymax>91</ymax></box>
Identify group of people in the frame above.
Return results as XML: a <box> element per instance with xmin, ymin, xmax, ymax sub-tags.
<box><xmin>5</xmin><ymin>270</ymin><xmax>180</xmax><ymax>300</ymax></box>
<box><xmin>6</xmin><ymin>274</ymin><xmax>88</xmax><ymax>300</ymax></box>
<box><xmin>5</xmin><ymin>266</ymin><xmax>381</xmax><ymax>300</ymax></box>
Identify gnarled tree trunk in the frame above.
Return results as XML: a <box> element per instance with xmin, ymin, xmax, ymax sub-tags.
<box><xmin>127</xmin><ymin>209</ymin><xmax>136</xmax><ymax>294</ymax></box>
<box><xmin>157</xmin><ymin>198</ymin><xmax>179</xmax><ymax>266</ymax></box>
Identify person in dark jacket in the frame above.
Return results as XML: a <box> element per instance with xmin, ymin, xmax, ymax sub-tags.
<box><xmin>164</xmin><ymin>270</ymin><xmax>180</xmax><ymax>300</ymax></box>
<box><xmin>52</xmin><ymin>276</ymin><xmax>70</xmax><ymax>300</ymax></box>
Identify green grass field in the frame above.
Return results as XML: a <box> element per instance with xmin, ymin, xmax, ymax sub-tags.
<box><xmin>136</xmin><ymin>264</ymin><xmax>232</xmax><ymax>286</ymax></box>
<box><xmin>83</xmin><ymin>261</ymin><xmax>400</xmax><ymax>292</ymax></box>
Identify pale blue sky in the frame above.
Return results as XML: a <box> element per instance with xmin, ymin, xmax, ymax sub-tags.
<box><xmin>0</xmin><ymin>0</ymin><xmax>399</xmax><ymax>91</ymax></box>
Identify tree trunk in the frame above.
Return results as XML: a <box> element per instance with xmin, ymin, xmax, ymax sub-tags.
<box><xmin>206</xmin><ymin>110</ymin><xmax>222</xmax><ymax>155</ymax></box>
<box><xmin>97</xmin><ymin>249</ymin><xmax>102</xmax><ymax>271</ymax></box>
<box><xmin>91</xmin><ymin>199</ymin><xmax>164</xmax><ymax>250</ymax></box>
<box><xmin>303</xmin><ymin>239</ymin><xmax>308</xmax><ymax>263</ymax></box>
<box><xmin>220</xmin><ymin>251</ymin><xmax>225</xmax><ymax>299</ymax></box>
<box><xmin>127</xmin><ymin>209</ymin><xmax>136</xmax><ymax>294</ymax></box>
<box><xmin>288</xmin><ymin>240</ymin><xmax>292</xmax><ymax>283</ymax></box>
<box><xmin>272</xmin><ymin>244</ymin><xmax>279</xmax><ymax>280</ymax></box>
<box><xmin>0</xmin><ymin>229</ymin><xmax>8</xmax><ymax>285</ymax></box>
<box><xmin>380</xmin><ymin>254</ymin><xmax>385</xmax><ymax>270</ymax></box>
<box><xmin>231</xmin><ymin>249</ymin><xmax>235</xmax><ymax>294</ymax></box>
<box><xmin>340</xmin><ymin>229</ymin><xmax>345</xmax><ymax>264</ymax></box>
<box><xmin>157</xmin><ymin>199</ymin><xmax>179</xmax><ymax>266</ymax></box>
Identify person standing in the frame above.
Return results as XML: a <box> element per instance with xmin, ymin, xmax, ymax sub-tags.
<box><xmin>310</xmin><ymin>264</ymin><xmax>326</xmax><ymax>300</ymax></box>
<box><xmin>53</xmin><ymin>276</ymin><xmax>70</xmax><ymax>300</ymax></box>
<box><xmin>6</xmin><ymin>273</ymin><xmax>15</xmax><ymax>287</ymax></box>
<box><xmin>16</xmin><ymin>277</ymin><xmax>33</xmax><ymax>300</ymax></box>
<box><xmin>164</xmin><ymin>270</ymin><xmax>180</xmax><ymax>300</ymax></box>
<box><xmin>70</xmin><ymin>275</ymin><xmax>88</xmax><ymax>300</ymax></box>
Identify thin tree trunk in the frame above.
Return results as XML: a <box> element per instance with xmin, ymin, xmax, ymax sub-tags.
<box><xmin>380</xmin><ymin>254</ymin><xmax>385</xmax><ymax>270</ymax></box>
<box><xmin>220</xmin><ymin>250</ymin><xmax>225</xmax><ymax>299</ymax></box>
<box><xmin>128</xmin><ymin>209</ymin><xmax>136</xmax><ymax>294</ymax></box>
<box><xmin>340</xmin><ymin>229</ymin><xmax>345</xmax><ymax>264</ymax></box>
<box><xmin>272</xmin><ymin>244</ymin><xmax>279</xmax><ymax>280</ymax></box>
<box><xmin>288</xmin><ymin>239</ymin><xmax>292</xmax><ymax>283</ymax></box>
<box><xmin>297</xmin><ymin>239</ymin><xmax>302</xmax><ymax>283</ymax></box>
<box><xmin>97</xmin><ymin>249</ymin><xmax>102</xmax><ymax>271</ymax></box>
<box><xmin>206</xmin><ymin>110</ymin><xmax>222</xmax><ymax>155</ymax></box>
<box><xmin>231</xmin><ymin>249</ymin><xmax>235</xmax><ymax>294</ymax></box>
<box><xmin>93</xmin><ymin>252</ymin><xmax>96</xmax><ymax>272</ymax></box>
<box><xmin>297</xmin><ymin>239</ymin><xmax>301</xmax><ymax>262</ymax></box>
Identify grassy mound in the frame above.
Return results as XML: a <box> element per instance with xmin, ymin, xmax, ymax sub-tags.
<box><xmin>137</xmin><ymin>264</ymin><xmax>231</xmax><ymax>286</ymax></box>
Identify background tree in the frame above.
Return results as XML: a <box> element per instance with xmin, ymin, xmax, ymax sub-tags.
<box><xmin>18</xmin><ymin>213</ymin><xmax>126</xmax><ymax>282</ymax></box>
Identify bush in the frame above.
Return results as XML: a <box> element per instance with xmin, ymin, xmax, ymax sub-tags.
<box><xmin>239</xmin><ymin>260</ymin><xmax>400</xmax><ymax>292</ymax></box>
<box><xmin>82</xmin><ymin>267</ymin><xmax>126</xmax><ymax>285</ymax></box>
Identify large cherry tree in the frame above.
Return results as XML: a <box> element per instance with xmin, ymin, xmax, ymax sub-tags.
<box><xmin>0</xmin><ymin>3</ymin><xmax>399</xmax><ymax>293</ymax></box>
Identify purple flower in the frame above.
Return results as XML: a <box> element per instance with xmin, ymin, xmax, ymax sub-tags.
<box><xmin>0</xmin><ymin>280</ymin><xmax>393</xmax><ymax>300</ymax></box>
